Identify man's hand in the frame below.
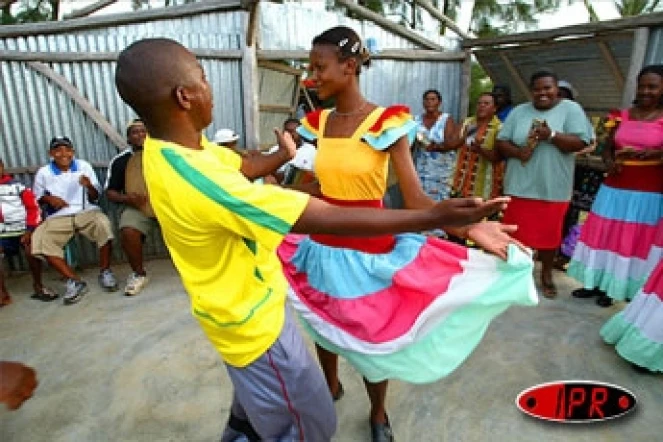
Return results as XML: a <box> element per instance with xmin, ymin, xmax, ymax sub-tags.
<box><xmin>273</xmin><ymin>128</ymin><xmax>297</xmax><ymax>162</ymax></box>
<box><xmin>466</xmin><ymin>222</ymin><xmax>527</xmax><ymax>260</ymax></box>
<box><xmin>42</xmin><ymin>195</ymin><xmax>68</xmax><ymax>210</ymax></box>
<box><xmin>519</xmin><ymin>146</ymin><xmax>535</xmax><ymax>164</ymax></box>
<box><xmin>0</xmin><ymin>361</ymin><xmax>38</xmax><ymax>410</ymax></box>
<box><xmin>78</xmin><ymin>175</ymin><xmax>92</xmax><ymax>188</ymax></box>
<box><xmin>432</xmin><ymin>197</ymin><xmax>510</xmax><ymax>227</ymax></box>
<box><xmin>20</xmin><ymin>231</ymin><xmax>32</xmax><ymax>247</ymax></box>
<box><xmin>124</xmin><ymin>192</ymin><xmax>147</xmax><ymax>209</ymax></box>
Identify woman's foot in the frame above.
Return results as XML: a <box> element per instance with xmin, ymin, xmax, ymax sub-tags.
<box><xmin>596</xmin><ymin>294</ymin><xmax>613</xmax><ymax>307</ymax></box>
<box><xmin>541</xmin><ymin>274</ymin><xmax>557</xmax><ymax>299</ymax></box>
<box><xmin>30</xmin><ymin>286</ymin><xmax>59</xmax><ymax>302</ymax></box>
<box><xmin>370</xmin><ymin>413</ymin><xmax>394</xmax><ymax>442</ymax></box>
<box><xmin>331</xmin><ymin>380</ymin><xmax>344</xmax><ymax>401</ymax></box>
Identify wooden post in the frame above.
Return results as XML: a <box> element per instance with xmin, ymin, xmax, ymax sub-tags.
<box><xmin>335</xmin><ymin>0</ymin><xmax>442</xmax><ymax>50</ymax></box>
<box><xmin>621</xmin><ymin>27</ymin><xmax>649</xmax><ymax>108</ymax></box>
<box><xmin>242</xmin><ymin>0</ymin><xmax>260</xmax><ymax>150</ymax></box>
<box><xmin>597</xmin><ymin>41</ymin><xmax>625</xmax><ymax>90</ymax></box>
<box><xmin>459</xmin><ymin>49</ymin><xmax>471</xmax><ymax>120</ymax></box>
<box><xmin>413</xmin><ymin>0</ymin><xmax>471</xmax><ymax>40</ymax></box>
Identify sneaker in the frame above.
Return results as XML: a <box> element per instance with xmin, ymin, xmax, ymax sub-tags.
<box><xmin>64</xmin><ymin>279</ymin><xmax>88</xmax><ymax>305</ymax></box>
<box><xmin>98</xmin><ymin>268</ymin><xmax>119</xmax><ymax>292</ymax></box>
<box><xmin>125</xmin><ymin>272</ymin><xmax>149</xmax><ymax>296</ymax></box>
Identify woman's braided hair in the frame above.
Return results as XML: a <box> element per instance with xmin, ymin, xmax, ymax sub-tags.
<box><xmin>312</xmin><ymin>26</ymin><xmax>371</xmax><ymax>75</ymax></box>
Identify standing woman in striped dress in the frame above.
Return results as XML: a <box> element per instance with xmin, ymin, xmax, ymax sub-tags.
<box><xmin>568</xmin><ymin>65</ymin><xmax>663</xmax><ymax>307</ymax></box>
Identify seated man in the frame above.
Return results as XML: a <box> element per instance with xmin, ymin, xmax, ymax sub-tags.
<box><xmin>0</xmin><ymin>158</ymin><xmax>56</xmax><ymax>306</ymax></box>
<box><xmin>31</xmin><ymin>137</ymin><xmax>118</xmax><ymax>305</ymax></box>
<box><xmin>105</xmin><ymin>119</ymin><xmax>157</xmax><ymax>296</ymax></box>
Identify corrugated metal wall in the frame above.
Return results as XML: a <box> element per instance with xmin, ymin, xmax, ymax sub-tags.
<box><xmin>0</xmin><ymin>11</ymin><xmax>246</xmax><ymax>168</ymax></box>
<box><xmin>646</xmin><ymin>26</ymin><xmax>663</xmax><ymax>64</ymax></box>
<box><xmin>260</xmin><ymin>2</ymin><xmax>464</xmax><ymax>120</ymax></box>
<box><xmin>1</xmin><ymin>2</ymin><xmax>466</xmax><ymax>268</ymax></box>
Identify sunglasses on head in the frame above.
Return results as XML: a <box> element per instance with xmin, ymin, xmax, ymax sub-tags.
<box><xmin>49</xmin><ymin>137</ymin><xmax>74</xmax><ymax>150</ymax></box>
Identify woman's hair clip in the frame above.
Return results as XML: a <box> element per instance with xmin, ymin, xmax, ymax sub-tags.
<box><xmin>339</xmin><ymin>38</ymin><xmax>348</xmax><ymax>47</ymax></box>
<box><xmin>351</xmin><ymin>42</ymin><xmax>360</xmax><ymax>53</ymax></box>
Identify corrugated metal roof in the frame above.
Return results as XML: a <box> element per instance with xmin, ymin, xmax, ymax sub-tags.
<box><xmin>475</xmin><ymin>33</ymin><xmax>633</xmax><ymax>115</ymax></box>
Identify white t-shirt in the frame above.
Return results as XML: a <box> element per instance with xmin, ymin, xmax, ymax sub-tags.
<box><xmin>267</xmin><ymin>142</ymin><xmax>317</xmax><ymax>173</ymax></box>
<box><xmin>33</xmin><ymin>159</ymin><xmax>101</xmax><ymax>218</ymax></box>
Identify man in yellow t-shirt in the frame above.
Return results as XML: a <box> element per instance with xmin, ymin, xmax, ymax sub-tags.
<box><xmin>115</xmin><ymin>38</ymin><xmax>514</xmax><ymax>442</ymax></box>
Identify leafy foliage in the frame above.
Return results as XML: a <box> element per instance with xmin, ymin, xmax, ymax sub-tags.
<box><xmin>1</xmin><ymin>0</ymin><xmax>59</xmax><ymax>25</ymax></box>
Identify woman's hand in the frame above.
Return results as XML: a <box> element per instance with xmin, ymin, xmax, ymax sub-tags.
<box><xmin>431</xmin><ymin>197</ymin><xmax>510</xmax><ymax>227</ymax></box>
<box><xmin>0</xmin><ymin>361</ymin><xmax>38</xmax><ymax>410</ymax></box>
<box><xmin>519</xmin><ymin>146</ymin><xmax>535</xmax><ymax>164</ymax></box>
<box><xmin>465</xmin><ymin>221</ymin><xmax>527</xmax><ymax>260</ymax></box>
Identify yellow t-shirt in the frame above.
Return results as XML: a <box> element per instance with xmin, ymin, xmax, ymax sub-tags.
<box><xmin>143</xmin><ymin>136</ymin><xmax>309</xmax><ymax>367</ymax></box>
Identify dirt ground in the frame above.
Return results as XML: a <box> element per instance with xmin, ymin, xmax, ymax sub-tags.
<box><xmin>1</xmin><ymin>259</ymin><xmax>661</xmax><ymax>442</ymax></box>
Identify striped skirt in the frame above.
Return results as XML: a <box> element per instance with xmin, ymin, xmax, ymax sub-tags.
<box><xmin>567</xmin><ymin>163</ymin><xmax>663</xmax><ymax>301</ymax></box>
<box><xmin>277</xmin><ymin>232</ymin><xmax>538</xmax><ymax>384</ymax></box>
<box><xmin>600</xmin><ymin>258</ymin><xmax>663</xmax><ymax>372</ymax></box>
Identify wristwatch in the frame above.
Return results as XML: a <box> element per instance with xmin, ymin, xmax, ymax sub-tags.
<box><xmin>548</xmin><ymin>130</ymin><xmax>557</xmax><ymax>141</ymax></box>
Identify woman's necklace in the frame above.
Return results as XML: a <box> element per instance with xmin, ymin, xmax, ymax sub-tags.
<box><xmin>332</xmin><ymin>101</ymin><xmax>368</xmax><ymax>117</ymax></box>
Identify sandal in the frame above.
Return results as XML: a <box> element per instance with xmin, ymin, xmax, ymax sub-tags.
<box><xmin>30</xmin><ymin>287</ymin><xmax>59</xmax><ymax>302</ymax></box>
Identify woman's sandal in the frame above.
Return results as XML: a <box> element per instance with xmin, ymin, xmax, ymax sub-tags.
<box><xmin>30</xmin><ymin>287</ymin><xmax>59</xmax><ymax>302</ymax></box>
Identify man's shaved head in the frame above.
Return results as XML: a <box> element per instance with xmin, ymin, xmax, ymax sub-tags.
<box><xmin>115</xmin><ymin>38</ymin><xmax>207</xmax><ymax>131</ymax></box>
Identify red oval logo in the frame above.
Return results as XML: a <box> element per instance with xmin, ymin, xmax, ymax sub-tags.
<box><xmin>516</xmin><ymin>381</ymin><xmax>637</xmax><ymax>423</ymax></box>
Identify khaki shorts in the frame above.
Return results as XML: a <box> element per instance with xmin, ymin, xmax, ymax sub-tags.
<box><xmin>32</xmin><ymin>210</ymin><xmax>114</xmax><ymax>259</ymax></box>
<box><xmin>119</xmin><ymin>206</ymin><xmax>158</xmax><ymax>236</ymax></box>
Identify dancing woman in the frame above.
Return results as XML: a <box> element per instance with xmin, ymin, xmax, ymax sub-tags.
<box><xmin>278</xmin><ymin>26</ymin><xmax>537</xmax><ymax>442</ymax></box>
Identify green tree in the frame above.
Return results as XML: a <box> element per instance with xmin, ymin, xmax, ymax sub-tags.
<box><xmin>468</xmin><ymin>61</ymin><xmax>493</xmax><ymax>116</ymax></box>
<box><xmin>1</xmin><ymin>0</ymin><xmax>59</xmax><ymax>24</ymax></box>
<box><xmin>614</xmin><ymin>0</ymin><xmax>661</xmax><ymax>16</ymax></box>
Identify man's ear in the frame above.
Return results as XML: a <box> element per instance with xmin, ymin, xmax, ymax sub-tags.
<box><xmin>174</xmin><ymin>86</ymin><xmax>192</xmax><ymax>110</ymax></box>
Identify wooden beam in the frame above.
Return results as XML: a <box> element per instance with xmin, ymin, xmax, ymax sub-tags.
<box><xmin>0</xmin><ymin>1</ymin><xmax>245</xmax><ymax>38</ymax></box>
<box><xmin>257</xmin><ymin>49</ymin><xmax>466</xmax><ymax>62</ymax></box>
<box><xmin>621</xmin><ymin>27</ymin><xmax>650</xmax><ymax>108</ymax></box>
<box><xmin>0</xmin><ymin>49</ymin><xmax>242</xmax><ymax>62</ymax></box>
<box><xmin>25</xmin><ymin>61</ymin><xmax>125</xmax><ymax>151</ymax></box>
<box><xmin>463</xmin><ymin>11</ymin><xmax>663</xmax><ymax>49</ymax></box>
<box><xmin>597</xmin><ymin>41</ymin><xmax>625</xmax><ymax>90</ymax></box>
<box><xmin>258</xmin><ymin>60</ymin><xmax>303</xmax><ymax>75</ymax></box>
<box><xmin>499</xmin><ymin>53</ymin><xmax>531</xmax><ymax>101</ymax></box>
<box><xmin>259</xmin><ymin>104</ymin><xmax>294</xmax><ymax>113</ymax></box>
<box><xmin>63</xmin><ymin>0</ymin><xmax>117</xmax><ymax>20</ymax></box>
<box><xmin>459</xmin><ymin>49</ymin><xmax>472</xmax><ymax>120</ymax></box>
<box><xmin>334</xmin><ymin>0</ymin><xmax>442</xmax><ymax>50</ymax></box>
<box><xmin>245</xmin><ymin>0</ymin><xmax>259</xmax><ymax>47</ymax></box>
<box><xmin>413</xmin><ymin>0</ymin><xmax>471</xmax><ymax>40</ymax></box>
<box><xmin>242</xmin><ymin>3</ymin><xmax>260</xmax><ymax>149</ymax></box>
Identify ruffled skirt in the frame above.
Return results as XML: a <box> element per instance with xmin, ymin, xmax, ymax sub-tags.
<box><xmin>277</xmin><ymin>233</ymin><xmax>538</xmax><ymax>384</ymax></box>
<box><xmin>600</xmin><ymin>259</ymin><xmax>663</xmax><ymax>372</ymax></box>
<box><xmin>567</xmin><ymin>165</ymin><xmax>663</xmax><ymax>301</ymax></box>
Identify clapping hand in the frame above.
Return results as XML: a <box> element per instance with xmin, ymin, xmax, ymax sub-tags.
<box><xmin>79</xmin><ymin>174</ymin><xmax>92</xmax><ymax>188</ymax></box>
<box><xmin>273</xmin><ymin>128</ymin><xmax>297</xmax><ymax>163</ymax></box>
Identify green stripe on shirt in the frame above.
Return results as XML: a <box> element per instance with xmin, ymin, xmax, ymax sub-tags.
<box><xmin>161</xmin><ymin>148</ymin><xmax>291</xmax><ymax>234</ymax></box>
<box><xmin>193</xmin><ymin>288</ymin><xmax>273</xmax><ymax>327</ymax></box>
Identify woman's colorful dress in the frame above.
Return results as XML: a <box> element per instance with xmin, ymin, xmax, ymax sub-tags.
<box><xmin>600</xmin><ymin>256</ymin><xmax>663</xmax><ymax>373</ymax></box>
<box><xmin>451</xmin><ymin>115</ymin><xmax>504</xmax><ymax>199</ymax></box>
<box><xmin>413</xmin><ymin>113</ymin><xmax>455</xmax><ymax>201</ymax></box>
<box><xmin>277</xmin><ymin>106</ymin><xmax>538</xmax><ymax>384</ymax></box>
<box><xmin>567</xmin><ymin>110</ymin><xmax>663</xmax><ymax>301</ymax></box>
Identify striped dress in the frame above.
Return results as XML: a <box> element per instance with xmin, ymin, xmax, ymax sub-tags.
<box><xmin>567</xmin><ymin>110</ymin><xmax>663</xmax><ymax>301</ymax></box>
<box><xmin>277</xmin><ymin>106</ymin><xmax>538</xmax><ymax>384</ymax></box>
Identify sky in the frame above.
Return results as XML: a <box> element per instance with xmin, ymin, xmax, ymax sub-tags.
<box><xmin>59</xmin><ymin>0</ymin><xmax>622</xmax><ymax>33</ymax></box>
